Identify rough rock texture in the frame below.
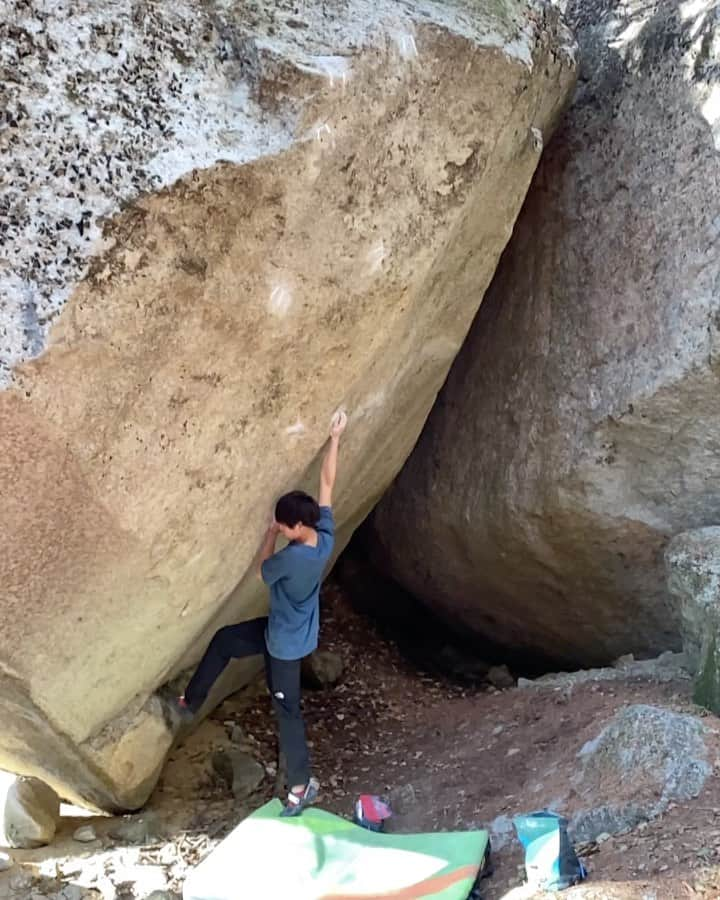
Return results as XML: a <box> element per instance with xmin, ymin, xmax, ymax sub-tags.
<box><xmin>371</xmin><ymin>0</ymin><xmax>720</xmax><ymax>665</ymax></box>
<box><xmin>517</xmin><ymin>650</ymin><xmax>689</xmax><ymax>690</ymax></box>
<box><xmin>666</xmin><ymin>528</ymin><xmax>720</xmax><ymax>712</ymax></box>
<box><xmin>569</xmin><ymin>705</ymin><xmax>712</xmax><ymax>842</ymax></box>
<box><xmin>0</xmin><ymin>1</ymin><xmax>575</xmax><ymax>811</ymax></box>
<box><xmin>107</xmin><ymin>811</ymin><xmax>162</xmax><ymax>845</ymax></box>
<box><xmin>0</xmin><ymin>775</ymin><xmax>61</xmax><ymax>849</ymax></box>
<box><xmin>486</xmin><ymin>664</ymin><xmax>515</xmax><ymax>689</ymax></box>
<box><xmin>210</xmin><ymin>748</ymin><xmax>265</xmax><ymax>800</ymax></box>
<box><xmin>72</xmin><ymin>825</ymin><xmax>97</xmax><ymax>843</ymax></box>
<box><xmin>229</xmin><ymin>752</ymin><xmax>265</xmax><ymax>801</ymax></box>
<box><xmin>301</xmin><ymin>650</ymin><xmax>344</xmax><ymax>689</ymax></box>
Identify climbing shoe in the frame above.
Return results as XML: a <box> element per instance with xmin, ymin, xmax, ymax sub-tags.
<box><xmin>165</xmin><ymin>695</ymin><xmax>195</xmax><ymax>730</ymax></box>
<box><xmin>280</xmin><ymin>778</ymin><xmax>320</xmax><ymax>817</ymax></box>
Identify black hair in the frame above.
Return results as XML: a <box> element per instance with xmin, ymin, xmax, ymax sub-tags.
<box><xmin>275</xmin><ymin>490</ymin><xmax>321</xmax><ymax>528</ymax></box>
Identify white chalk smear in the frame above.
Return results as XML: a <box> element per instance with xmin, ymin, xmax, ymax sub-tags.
<box><xmin>391</xmin><ymin>31</ymin><xmax>418</xmax><ymax>60</ymax></box>
<box><xmin>285</xmin><ymin>419</ymin><xmax>305</xmax><ymax>436</ymax></box>
<box><xmin>354</xmin><ymin>390</ymin><xmax>386</xmax><ymax>419</ymax></box>
<box><xmin>366</xmin><ymin>241</ymin><xmax>386</xmax><ymax>274</ymax></box>
<box><xmin>297</xmin><ymin>55</ymin><xmax>350</xmax><ymax>89</ymax></box>
<box><xmin>269</xmin><ymin>282</ymin><xmax>293</xmax><ymax>316</ymax></box>
<box><xmin>314</xmin><ymin>121</ymin><xmax>336</xmax><ymax>149</ymax></box>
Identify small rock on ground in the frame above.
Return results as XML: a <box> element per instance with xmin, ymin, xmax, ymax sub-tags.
<box><xmin>58</xmin><ymin>886</ymin><xmax>85</xmax><ymax>900</ymax></box>
<box><xmin>0</xmin><ymin>851</ymin><xmax>12</xmax><ymax>871</ymax></box>
<box><xmin>231</xmin><ymin>753</ymin><xmax>265</xmax><ymax>800</ymax></box>
<box><xmin>212</xmin><ymin>749</ymin><xmax>265</xmax><ymax>800</ymax></box>
<box><xmin>108</xmin><ymin>811</ymin><xmax>162</xmax><ymax>844</ymax></box>
<box><xmin>302</xmin><ymin>651</ymin><xmax>344</xmax><ymax>689</ymax></box>
<box><xmin>73</xmin><ymin>824</ymin><xmax>97</xmax><ymax>842</ymax></box>
<box><xmin>487</xmin><ymin>665</ymin><xmax>515</xmax><ymax>689</ymax></box>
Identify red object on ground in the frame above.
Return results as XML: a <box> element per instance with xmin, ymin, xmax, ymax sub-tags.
<box><xmin>355</xmin><ymin>795</ymin><xmax>392</xmax><ymax>831</ymax></box>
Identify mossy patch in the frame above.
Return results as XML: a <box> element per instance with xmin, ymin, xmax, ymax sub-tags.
<box><xmin>694</xmin><ymin>629</ymin><xmax>720</xmax><ymax>714</ymax></box>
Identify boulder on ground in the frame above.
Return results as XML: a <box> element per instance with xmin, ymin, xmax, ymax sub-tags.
<box><xmin>569</xmin><ymin>705</ymin><xmax>711</xmax><ymax>842</ymax></box>
<box><xmin>0</xmin><ymin>775</ymin><xmax>60</xmax><ymax>849</ymax></box>
<box><xmin>666</xmin><ymin>528</ymin><xmax>720</xmax><ymax>712</ymax></box>
<box><xmin>0</xmin><ymin>0</ymin><xmax>575</xmax><ymax>810</ymax></box>
<box><xmin>369</xmin><ymin>0</ymin><xmax>720</xmax><ymax>665</ymax></box>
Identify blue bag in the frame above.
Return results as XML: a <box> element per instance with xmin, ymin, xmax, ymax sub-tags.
<box><xmin>513</xmin><ymin>810</ymin><xmax>586</xmax><ymax>891</ymax></box>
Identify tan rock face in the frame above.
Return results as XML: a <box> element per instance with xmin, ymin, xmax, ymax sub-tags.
<box><xmin>371</xmin><ymin>0</ymin><xmax>720</xmax><ymax>665</ymax></box>
<box><xmin>0</xmin><ymin>2</ymin><xmax>575</xmax><ymax>808</ymax></box>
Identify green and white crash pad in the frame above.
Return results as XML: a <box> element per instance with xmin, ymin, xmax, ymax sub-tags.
<box><xmin>183</xmin><ymin>799</ymin><xmax>489</xmax><ymax>900</ymax></box>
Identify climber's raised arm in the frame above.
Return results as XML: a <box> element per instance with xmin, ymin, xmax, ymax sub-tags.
<box><xmin>319</xmin><ymin>411</ymin><xmax>347</xmax><ymax>508</ymax></box>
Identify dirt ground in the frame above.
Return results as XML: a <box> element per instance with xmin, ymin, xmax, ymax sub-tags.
<box><xmin>4</xmin><ymin>583</ymin><xmax>720</xmax><ymax>900</ymax></box>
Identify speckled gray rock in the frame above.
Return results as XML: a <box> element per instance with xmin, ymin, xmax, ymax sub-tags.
<box><xmin>570</xmin><ymin>705</ymin><xmax>711</xmax><ymax>842</ymax></box>
<box><xmin>666</xmin><ymin>528</ymin><xmax>720</xmax><ymax>712</ymax></box>
<box><xmin>0</xmin><ymin>776</ymin><xmax>60</xmax><ymax>849</ymax></box>
<box><xmin>0</xmin><ymin>0</ymin><xmax>576</xmax><ymax>811</ymax></box>
<box><xmin>517</xmin><ymin>651</ymin><xmax>689</xmax><ymax>690</ymax></box>
<box><xmin>371</xmin><ymin>0</ymin><xmax>720</xmax><ymax>664</ymax></box>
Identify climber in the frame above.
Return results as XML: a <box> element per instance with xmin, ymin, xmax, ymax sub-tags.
<box><xmin>174</xmin><ymin>410</ymin><xmax>348</xmax><ymax>816</ymax></box>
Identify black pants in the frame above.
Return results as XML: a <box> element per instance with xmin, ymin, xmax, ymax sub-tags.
<box><xmin>183</xmin><ymin>617</ymin><xmax>310</xmax><ymax>788</ymax></box>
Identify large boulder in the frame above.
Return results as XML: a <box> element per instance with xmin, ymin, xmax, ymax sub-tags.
<box><xmin>0</xmin><ymin>1</ymin><xmax>575</xmax><ymax>809</ymax></box>
<box><xmin>370</xmin><ymin>0</ymin><xmax>720</xmax><ymax>665</ymax></box>
<box><xmin>666</xmin><ymin>528</ymin><xmax>720</xmax><ymax>712</ymax></box>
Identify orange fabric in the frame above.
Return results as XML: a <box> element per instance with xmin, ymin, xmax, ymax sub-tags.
<box><xmin>319</xmin><ymin>863</ymin><xmax>477</xmax><ymax>899</ymax></box>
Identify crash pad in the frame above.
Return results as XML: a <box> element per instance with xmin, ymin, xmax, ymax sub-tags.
<box><xmin>183</xmin><ymin>799</ymin><xmax>489</xmax><ymax>900</ymax></box>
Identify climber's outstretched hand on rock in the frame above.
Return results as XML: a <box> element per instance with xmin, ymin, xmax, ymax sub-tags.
<box><xmin>320</xmin><ymin>410</ymin><xmax>347</xmax><ymax>507</ymax></box>
<box><xmin>330</xmin><ymin>410</ymin><xmax>348</xmax><ymax>438</ymax></box>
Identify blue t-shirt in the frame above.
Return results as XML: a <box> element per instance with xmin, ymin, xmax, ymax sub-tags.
<box><xmin>261</xmin><ymin>506</ymin><xmax>335</xmax><ymax>660</ymax></box>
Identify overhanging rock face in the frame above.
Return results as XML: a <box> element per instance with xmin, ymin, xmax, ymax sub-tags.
<box><xmin>0</xmin><ymin>1</ymin><xmax>576</xmax><ymax>809</ymax></box>
<box><xmin>371</xmin><ymin>0</ymin><xmax>720</xmax><ymax>665</ymax></box>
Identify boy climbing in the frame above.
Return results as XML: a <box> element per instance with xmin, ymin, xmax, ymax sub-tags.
<box><xmin>175</xmin><ymin>410</ymin><xmax>348</xmax><ymax>816</ymax></box>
